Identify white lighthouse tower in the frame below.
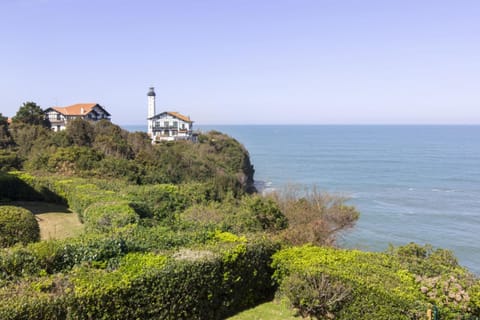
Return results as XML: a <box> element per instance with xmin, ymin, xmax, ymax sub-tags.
<box><xmin>147</xmin><ymin>87</ymin><xmax>156</xmax><ymax>137</ymax></box>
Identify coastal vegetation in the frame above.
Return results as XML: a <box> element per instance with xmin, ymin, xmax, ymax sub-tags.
<box><xmin>0</xmin><ymin>103</ymin><xmax>479</xmax><ymax>319</ymax></box>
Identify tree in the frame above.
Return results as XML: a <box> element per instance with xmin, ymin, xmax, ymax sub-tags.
<box><xmin>12</xmin><ymin>102</ymin><xmax>50</xmax><ymax>127</ymax></box>
<box><xmin>66</xmin><ymin>118</ymin><xmax>94</xmax><ymax>147</ymax></box>
<box><xmin>92</xmin><ymin>120</ymin><xmax>133</xmax><ymax>158</ymax></box>
<box><xmin>0</xmin><ymin>113</ymin><xmax>14</xmax><ymax>148</ymax></box>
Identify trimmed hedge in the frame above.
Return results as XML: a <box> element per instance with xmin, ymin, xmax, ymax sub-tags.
<box><xmin>0</xmin><ymin>238</ymin><xmax>279</xmax><ymax>320</ymax></box>
<box><xmin>0</xmin><ymin>226</ymin><xmax>213</xmax><ymax>282</ymax></box>
<box><xmin>272</xmin><ymin>245</ymin><xmax>480</xmax><ymax>319</ymax></box>
<box><xmin>83</xmin><ymin>201</ymin><xmax>139</xmax><ymax>233</ymax></box>
<box><xmin>0</xmin><ymin>206</ymin><xmax>40</xmax><ymax>247</ymax></box>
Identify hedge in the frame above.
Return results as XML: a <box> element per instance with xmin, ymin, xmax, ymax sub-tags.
<box><xmin>0</xmin><ymin>206</ymin><xmax>40</xmax><ymax>247</ymax></box>
<box><xmin>83</xmin><ymin>201</ymin><xmax>139</xmax><ymax>233</ymax></box>
<box><xmin>0</xmin><ymin>226</ymin><xmax>217</xmax><ymax>282</ymax></box>
<box><xmin>272</xmin><ymin>245</ymin><xmax>480</xmax><ymax>319</ymax></box>
<box><xmin>0</xmin><ymin>238</ymin><xmax>279</xmax><ymax>320</ymax></box>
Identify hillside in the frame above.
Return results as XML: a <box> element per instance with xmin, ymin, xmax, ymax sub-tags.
<box><xmin>0</xmin><ymin>114</ymin><xmax>479</xmax><ymax>319</ymax></box>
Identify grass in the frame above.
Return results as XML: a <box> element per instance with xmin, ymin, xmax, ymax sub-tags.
<box><xmin>12</xmin><ymin>201</ymin><xmax>84</xmax><ymax>240</ymax></box>
<box><xmin>227</xmin><ymin>300</ymin><xmax>300</xmax><ymax>320</ymax></box>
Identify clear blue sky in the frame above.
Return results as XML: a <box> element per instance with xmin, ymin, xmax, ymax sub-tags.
<box><xmin>1</xmin><ymin>0</ymin><xmax>479</xmax><ymax>125</ymax></box>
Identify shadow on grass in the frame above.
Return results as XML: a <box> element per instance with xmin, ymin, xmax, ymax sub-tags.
<box><xmin>9</xmin><ymin>201</ymin><xmax>72</xmax><ymax>215</ymax></box>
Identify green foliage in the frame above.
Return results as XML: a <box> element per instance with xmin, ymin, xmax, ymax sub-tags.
<box><xmin>181</xmin><ymin>194</ymin><xmax>287</xmax><ymax>234</ymax></box>
<box><xmin>46</xmin><ymin>146</ymin><xmax>103</xmax><ymax>174</ymax></box>
<box><xmin>83</xmin><ymin>201</ymin><xmax>139</xmax><ymax>233</ymax></box>
<box><xmin>92</xmin><ymin>120</ymin><xmax>134</xmax><ymax>159</ymax></box>
<box><xmin>0</xmin><ymin>206</ymin><xmax>40</xmax><ymax>247</ymax></box>
<box><xmin>65</xmin><ymin>118</ymin><xmax>94</xmax><ymax>146</ymax></box>
<box><xmin>0</xmin><ymin>150</ymin><xmax>21</xmax><ymax>172</ymax></box>
<box><xmin>387</xmin><ymin>242</ymin><xmax>460</xmax><ymax>276</ymax></box>
<box><xmin>272</xmin><ymin>245</ymin><xmax>480</xmax><ymax>319</ymax></box>
<box><xmin>0</xmin><ymin>113</ymin><xmax>14</xmax><ymax>149</ymax></box>
<box><xmin>126</xmin><ymin>184</ymin><xmax>186</xmax><ymax>223</ymax></box>
<box><xmin>388</xmin><ymin>243</ymin><xmax>479</xmax><ymax>317</ymax></box>
<box><xmin>12</xmin><ymin>102</ymin><xmax>50</xmax><ymax>127</ymax></box>
<box><xmin>7</xmin><ymin>118</ymin><xmax>255</xmax><ymax>192</ymax></box>
<box><xmin>280</xmin><ymin>272</ymin><xmax>351</xmax><ymax>319</ymax></box>
<box><xmin>0</xmin><ymin>240</ymin><xmax>278</xmax><ymax>320</ymax></box>
<box><xmin>272</xmin><ymin>185</ymin><xmax>360</xmax><ymax>246</ymax></box>
<box><xmin>0</xmin><ymin>172</ymin><xmax>43</xmax><ymax>201</ymax></box>
<box><xmin>240</xmin><ymin>195</ymin><xmax>287</xmax><ymax>232</ymax></box>
<box><xmin>9</xmin><ymin>123</ymin><xmax>52</xmax><ymax>159</ymax></box>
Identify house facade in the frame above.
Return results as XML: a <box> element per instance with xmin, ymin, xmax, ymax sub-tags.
<box><xmin>146</xmin><ymin>88</ymin><xmax>194</xmax><ymax>142</ymax></box>
<box><xmin>45</xmin><ymin>103</ymin><xmax>111</xmax><ymax>131</ymax></box>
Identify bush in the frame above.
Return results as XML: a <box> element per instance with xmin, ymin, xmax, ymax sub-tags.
<box><xmin>181</xmin><ymin>194</ymin><xmax>287</xmax><ymax>234</ymax></box>
<box><xmin>272</xmin><ymin>185</ymin><xmax>359</xmax><ymax>246</ymax></box>
<box><xmin>240</xmin><ymin>195</ymin><xmax>288</xmax><ymax>232</ymax></box>
<box><xmin>272</xmin><ymin>245</ymin><xmax>480</xmax><ymax>319</ymax></box>
<box><xmin>280</xmin><ymin>272</ymin><xmax>351</xmax><ymax>319</ymax></box>
<box><xmin>0</xmin><ymin>172</ymin><xmax>45</xmax><ymax>202</ymax></box>
<box><xmin>126</xmin><ymin>184</ymin><xmax>186</xmax><ymax>223</ymax></box>
<box><xmin>0</xmin><ymin>206</ymin><xmax>40</xmax><ymax>247</ymax></box>
<box><xmin>0</xmin><ymin>150</ymin><xmax>20</xmax><ymax>172</ymax></box>
<box><xmin>83</xmin><ymin>201</ymin><xmax>139</xmax><ymax>233</ymax></box>
<box><xmin>0</xmin><ymin>239</ymin><xmax>279</xmax><ymax>320</ymax></box>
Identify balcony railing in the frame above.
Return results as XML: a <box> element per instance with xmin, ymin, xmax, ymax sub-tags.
<box><xmin>152</xmin><ymin>125</ymin><xmax>190</xmax><ymax>131</ymax></box>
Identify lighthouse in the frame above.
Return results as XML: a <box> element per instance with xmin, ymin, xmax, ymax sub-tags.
<box><xmin>147</xmin><ymin>87</ymin><xmax>156</xmax><ymax>136</ymax></box>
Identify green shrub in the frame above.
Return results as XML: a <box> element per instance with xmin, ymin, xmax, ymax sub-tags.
<box><xmin>272</xmin><ymin>245</ymin><xmax>427</xmax><ymax>319</ymax></box>
<box><xmin>272</xmin><ymin>245</ymin><xmax>480</xmax><ymax>319</ymax></box>
<box><xmin>126</xmin><ymin>184</ymin><xmax>186</xmax><ymax>223</ymax></box>
<box><xmin>83</xmin><ymin>201</ymin><xmax>139</xmax><ymax>233</ymax></box>
<box><xmin>0</xmin><ymin>246</ymin><xmax>40</xmax><ymax>281</ymax></box>
<box><xmin>46</xmin><ymin>146</ymin><xmax>102</xmax><ymax>174</ymax></box>
<box><xmin>240</xmin><ymin>195</ymin><xmax>288</xmax><ymax>232</ymax></box>
<box><xmin>0</xmin><ymin>206</ymin><xmax>40</xmax><ymax>247</ymax></box>
<box><xmin>0</xmin><ymin>150</ymin><xmax>20</xmax><ymax>172</ymax></box>
<box><xmin>0</xmin><ymin>240</ymin><xmax>279</xmax><ymax>320</ymax></box>
<box><xmin>0</xmin><ymin>172</ymin><xmax>44</xmax><ymax>201</ymax></box>
<box><xmin>388</xmin><ymin>243</ymin><xmax>479</xmax><ymax>317</ymax></box>
<box><xmin>279</xmin><ymin>272</ymin><xmax>351</xmax><ymax>319</ymax></box>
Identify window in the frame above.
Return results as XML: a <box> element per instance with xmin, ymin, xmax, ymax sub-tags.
<box><xmin>164</xmin><ymin>121</ymin><xmax>169</xmax><ymax>127</ymax></box>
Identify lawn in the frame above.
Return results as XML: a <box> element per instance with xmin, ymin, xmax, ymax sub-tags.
<box><xmin>12</xmin><ymin>201</ymin><xmax>84</xmax><ymax>240</ymax></box>
<box><xmin>227</xmin><ymin>300</ymin><xmax>299</xmax><ymax>320</ymax></box>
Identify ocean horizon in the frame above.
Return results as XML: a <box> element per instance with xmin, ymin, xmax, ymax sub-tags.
<box><xmin>122</xmin><ymin>124</ymin><xmax>480</xmax><ymax>274</ymax></box>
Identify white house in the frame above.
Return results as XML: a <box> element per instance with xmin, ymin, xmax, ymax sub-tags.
<box><xmin>45</xmin><ymin>103</ymin><xmax>111</xmax><ymax>131</ymax></box>
<box><xmin>146</xmin><ymin>87</ymin><xmax>194</xmax><ymax>142</ymax></box>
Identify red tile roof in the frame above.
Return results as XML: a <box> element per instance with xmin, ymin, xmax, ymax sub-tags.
<box><xmin>167</xmin><ymin>111</ymin><xmax>192</xmax><ymax>123</ymax></box>
<box><xmin>51</xmin><ymin>103</ymin><xmax>98</xmax><ymax>116</ymax></box>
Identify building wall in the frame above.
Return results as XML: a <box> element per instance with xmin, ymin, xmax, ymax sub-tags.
<box><xmin>150</xmin><ymin>113</ymin><xmax>193</xmax><ymax>142</ymax></box>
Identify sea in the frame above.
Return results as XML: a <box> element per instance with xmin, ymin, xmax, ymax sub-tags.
<box><xmin>123</xmin><ymin>124</ymin><xmax>480</xmax><ymax>274</ymax></box>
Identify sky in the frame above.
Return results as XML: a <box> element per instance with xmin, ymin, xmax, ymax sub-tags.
<box><xmin>1</xmin><ymin>0</ymin><xmax>479</xmax><ymax>125</ymax></box>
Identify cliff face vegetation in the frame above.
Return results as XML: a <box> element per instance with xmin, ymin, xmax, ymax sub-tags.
<box><xmin>2</xmin><ymin>117</ymin><xmax>255</xmax><ymax>195</ymax></box>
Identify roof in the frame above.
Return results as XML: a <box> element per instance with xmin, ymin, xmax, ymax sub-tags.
<box><xmin>167</xmin><ymin>111</ymin><xmax>192</xmax><ymax>123</ymax></box>
<box><xmin>48</xmin><ymin>103</ymin><xmax>111</xmax><ymax>116</ymax></box>
<box><xmin>151</xmin><ymin>111</ymin><xmax>193</xmax><ymax>123</ymax></box>
<box><xmin>147</xmin><ymin>87</ymin><xmax>156</xmax><ymax>97</ymax></box>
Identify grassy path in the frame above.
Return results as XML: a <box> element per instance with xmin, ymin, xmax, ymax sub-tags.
<box><xmin>227</xmin><ymin>300</ymin><xmax>299</xmax><ymax>320</ymax></box>
<box><xmin>12</xmin><ymin>201</ymin><xmax>84</xmax><ymax>240</ymax></box>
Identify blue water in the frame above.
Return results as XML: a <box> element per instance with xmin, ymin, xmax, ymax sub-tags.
<box><xmin>123</xmin><ymin>124</ymin><xmax>480</xmax><ymax>274</ymax></box>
